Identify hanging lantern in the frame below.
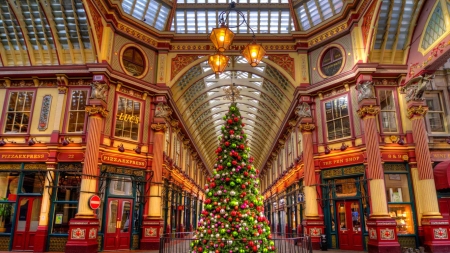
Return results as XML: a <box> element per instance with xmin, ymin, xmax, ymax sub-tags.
<box><xmin>241</xmin><ymin>41</ymin><xmax>266</xmax><ymax>67</ymax></box>
<box><xmin>210</xmin><ymin>25</ymin><xmax>235</xmax><ymax>52</ymax></box>
<box><xmin>208</xmin><ymin>53</ymin><xmax>229</xmax><ymax>74</ymax></box>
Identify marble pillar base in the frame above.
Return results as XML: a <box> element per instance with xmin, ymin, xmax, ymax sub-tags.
<box><xmin>65</xmin><ymin>218</ymin><xmax>99</xmax><ymax>253</ymax></box>
<box><xmin>367</xmin><ymin>218</ymin><xmax>401</xmax><ymax>253</ymax></box>
<box><xmin>302</xmin><ymin>218</ymin><xmax>324</xmax><ymax>250</ymax></box>
<box><xmin>140</xmin><ymin>218</ymin><xmax>164</xmax><ymax>250</ymax></box>
<box><xmin>33</xmin><ymin>225</ymin><xmax>48</xmax><ymax>252</ymax></box>
<box><xmin>422</xmin><ymin>218</ymin><xmax>450</xmax><ymax>253</ymax></box>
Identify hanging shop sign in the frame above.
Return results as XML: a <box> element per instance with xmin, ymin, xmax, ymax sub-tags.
<box><xmin>101</xmin><ymin>154</ymin><xmax>147</xmax><ymax>168</ymax></box>
<box><xmin>0</xmin><ymin>152</ymin><xmax>48</xmax><ymax>162</ymax></box>
<box><xmin>319</xmin><ymin>153</ymin><xmax>364</xmax><ymax>169</ymax></box>
<box><xmin>89</xmin><ymin>195</ymin><xmax>101</xmax><ymax>210</ymax></box>
<box><xmin>430</xmin><ymin>151</ymin><xmax>450</xmax><ymax>162</ymax></box>
<box><xmin>381</xmin><ymin>152</ymin><xmax>408</xmax><ymax>162</ymax></box>
<box><xmin>57</xmin><ymin>152</ymin><xmax>84</xmax><ymax>162</ymax></box>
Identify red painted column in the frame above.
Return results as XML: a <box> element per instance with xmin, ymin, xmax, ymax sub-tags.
<box><xmin>358</xmin><ymin>98</ymin><xmax>400</xmax><ymax>253</ymax></box>
<box><xmin>140</xmin><ymin>122</ymin><xmax>166</xmax><ymax>249</ymax></box>
<box><xmin>299</xmin><ymin>118</ymin><xmax>324</xmax><ymax>250</ymax></box>
<box><xmin>65</xmin><ymin>97</ymin><xmax>108</xmax><ymax>253</ymax></box>
<box><xmin>407</xmin><ymin>101</ymin><xmax>450</xmax><ymax>253</ymax></box>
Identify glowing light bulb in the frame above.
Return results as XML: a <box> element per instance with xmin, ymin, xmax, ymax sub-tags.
<box><xmin>219</xmin><ymin>35</ymin><xmax>225</xmax><ymax>41</ymax></box>
<box><xmin>251</xmin><ymin>51</ymin><xmax>257</xmax><ymax>58</ymax></box>
<box><xmin>216</xmin><ymin>60</ymin><xmax>220</xmax><ymax>66</ymax></box>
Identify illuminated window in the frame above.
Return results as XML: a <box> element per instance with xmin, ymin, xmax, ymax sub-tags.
<box><xmin>425</xmin><ymin>93</ymin><xmax>446</xmax><ymax>133</ymax></box>
<box><xmin>5</xmin><ymin>91</ymin><xmax>34</xmax><ymax>133</ymax></box>
<box><xmin>378</xmin><ymin>90</ymin><xmax>398</xmax><ymax>132</ymax></box>
<box><xmin>324</xmin><ymin>96</ymin><xmax>350</xmax><ymax>140</ymax></box>
<box><xmin>122</xmin><ymin>47</ymin><xmax>145</xmax><ymax>76</ymax></box>
<box><xmin>67</xmin><ymin>90</ymin><xmax>88</xmax><ymax>132</ymax></box>
<box><xmin>115</xmin><ymin>97</ymin><xmax>141</xmax><ymax>140</ymax></box>
<box><xmin>321</xmin><ymin>47</ymin><xmax>343</xmax><ymax>77</ymax></box>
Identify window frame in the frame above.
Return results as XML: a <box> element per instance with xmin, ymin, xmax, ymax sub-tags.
<box><xmin>376</xmin><ymin>88</ymin><xmax>400</xmax><ymax>134</ymax></box>
<box><xmin>322</xmin><ymin>94</ymin><xmax>352</xmax><ymax>142</ymax></box>
<box><xmin>64</xmin><ymin>88</ymin><xmax>90</xmax><ymax>133</ymax></box>
<box><xmin>2</xmin><ymin>89</ymin><xmax>37</xmax><ymax>135</ymax></box>
<box><xmin>320</xmin><ymin>47</ymin><xmax>344</xmax><ymax>77</ymax></box>
<box><xmin>424</xmin><ymin>92</ymin><xmax>447</xmax><ymax>134</ymax></box>
<box><xmin>113</xmin><ymin>94</ymin><xmax>144</xmax><ymax>142</ymax></box>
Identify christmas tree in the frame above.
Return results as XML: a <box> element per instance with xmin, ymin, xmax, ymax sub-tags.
<box><xmin>190</xmin><ymin>87</ymin><xmax>275</xmax><ymax>253</ymax></box>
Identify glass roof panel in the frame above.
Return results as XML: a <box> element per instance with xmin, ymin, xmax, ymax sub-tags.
<box><xmin>121</xmin><ymin>0</ymin><xmax>171</xmax><ymax>31</ymax></box>
<box><xmin>295</xmin><ymin>0</ymin><xmax>344</xmax><ymax>30</ymax></box>
<box><xmin>0</xmin><ymin>2</ymin><xmax>26</xmax><ymax>50</ymax></box>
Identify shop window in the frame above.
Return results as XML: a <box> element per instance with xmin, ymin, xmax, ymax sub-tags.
<box><xmin>0</xmin><ymin>172</ymin><xmax>17</xmax><ymax>233</ymax></box>
<box><xmin>122</xmin><ymin>47</ymin><xmax>146</xmax><ymax>77</ymax></box>
<box><xmin>22</xmin><ymin>172</ymin><xmax>45</xmax><ymax>194</ymax></box>
<box><xmin>321</xmin><ymin>47</ymin><xmax>343</xmax><ymax>77</ymax></box>
<box><xmin>379</xmin><ymin>89</ymin><xmax>398</xmax><ymax>132</ymax></box>
<box><xmin>115</xmin><ymin>97</ymin><xmax>141</xmax><ymax>141</ymax></box>
<box><xmin>51</xmin><ymin>203</ymin><xmax>77</xmax><ymax>234</ymax></box>
<box><xmin>67</xmin><ymin>90</ymin><xmax>88</xmax><ymax>132</ymax></box>
<box><xmin>425</xmin><ymin>93</ymin><xmax>446</xmax><ymax>133</ymax></box>
<box><xmin>325</xmin><ymin>96</ymin><xmax>351</xmax><ymax>140</ymax></box>
<box><xmin>335</xmin><ymin>178</ymin><xmax>357</xmax><ymax>197</ymax></box>
<box><xmin>109</xmin><ymin>176</ymin><xmax>132</xmax><ymax>196</ymax></box>
<box><xmin>385</xmin><ymin>173</ymin><xmax>414</xmax><ymax>235</ymax></box>
<box><xmin>4</xmin><ymin>91</ymin><xmax>35</xmax><ymax>133</ymax></box>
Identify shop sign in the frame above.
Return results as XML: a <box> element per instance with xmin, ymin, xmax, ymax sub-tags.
<box><xmin>101</xmin><ymin>154</ymin><xmax>146</xmax><ymax>168</ymax></box>
<box><xmin>319</xmin><ymin>153</ymin><xmax>364</xmax><ymax>168</ymax></box>
<box><xmin>57</xmin><ymin>152</ymin><xmax>84</xmax><ymax>162</ymax></box>
<box><xmin>0</xmin><ymin>153</ymin><xmax>48</xmax><ymax>162</ymax></box>
<box><xmin>89</xmin><ymin>195</ymin><xmax>101</xmax><ymax>210</ymax></box>
<box><xmin>116</xmin><ymin>113</ymin><xmax>140</xmax><ymax>124</ymax></box>
<box><xmin>430</xmin><ymin>151</ymin><xmax>450</xmax><ymax>161</ymax></box>
<box><xmin>381</xmin><ymin>152</ymin><xmax>408</xmax><ymax>162</ymax></box>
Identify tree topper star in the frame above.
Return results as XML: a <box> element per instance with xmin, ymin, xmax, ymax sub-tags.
<box><xmin>223</xmin><ymin>83</ymin><xmax>242</xmax><ymax>102</ymax></box>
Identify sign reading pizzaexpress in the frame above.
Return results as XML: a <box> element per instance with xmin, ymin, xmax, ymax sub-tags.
<box><xmin>101</xmin><ymin>154</ymin><xmax>146</xmax><ymax>168</ymax></box>
<box><xmin>0</xmin><ymin>153</ymin><xmax>48</xmax><ymax>161</ymax></box>
<box><xmin>319</xmin><ymin>153</ymin><xmax>364</xmax><ymax>168</ymax></box>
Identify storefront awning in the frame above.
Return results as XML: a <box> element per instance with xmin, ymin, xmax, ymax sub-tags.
<box><xmin>434</xmin><ymin>160</ymin><xmax>450</xmax><ymax>190</ymax></box>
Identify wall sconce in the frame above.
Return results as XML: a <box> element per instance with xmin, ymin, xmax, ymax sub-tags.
<box><xmin>118</xmin><ymin>143</ymin><xmax>125</xmax><ymax>152</ymax></box>
<box><xmin>340</xmin><ymin>143</ymin><xmax>348</xmax><ymax>151</ymax></box>
<box><xmin>61</xmin><ymin>137</ymin><xmax>73</xmax><ymax>146</ymax></box>
<box><xmin>134</xmin><ymin>145</ymin><xmax>141</xmax><ymax>154</ymax></box>
<box><xmin>28</xmin><ymin>137</ymin><xmax>40</xmax><ymax>146</ymax></box>
<box><xmin>324</xmin><ymin>146</ymin><xmax>331</xmax><ymax>154</ymax></box>
<box><xmin>0</xmin><ymin>138</ymin><xmax>15</xmax><ymax>147</ymax></box>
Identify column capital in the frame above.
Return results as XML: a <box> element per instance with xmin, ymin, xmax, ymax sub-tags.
<box><xmin>407</xmin><ymin>105</ymin><xmax>428</xmax><ymax>119</ymax></box>
<box><xmin>299</xmin><ymin>122</ymin><xmax>316</xmax><ymax>132</ymax></box>
<box><xmin>357</xmin><ymin>105</ymin><xmax>380</xmax><ymax>118</ymax></box>
<box><xmin>85</xmin><ymin>105</ymin><xmax>108</xmax><ymax>118</ymax></box>
<box><xmin>151</xmin><ymin>123</ymin><xmax>167</xmax><ymax>133</ymax></box>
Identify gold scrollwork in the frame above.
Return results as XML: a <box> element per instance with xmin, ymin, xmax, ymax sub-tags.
<box><xmin>357</xmin><ymin>105</ymin><xmax>380</xmax><ymax>118</ymax></box>
<box><xmin>299</xmin><ymin>123</ymin><xmax>316</xmax><ymax>132</ymax></box>
<box><xmin>0</xmin><ymin>164</ymin><xmax>21</xmax><ymax>170</ymax></box>
<box><xmin>24</xmin><ymin>164</ymin><xmax>47</xmax><ymax>170</ymax></box>
<box><xmin>151</xmin><ymin>123</ymin><xmax>167</xmax><ymax>132</ymax></box>
<box><xmin>407</xmin><ymin>105</ymin><xmax>428</xmax><ymax>119</ymax></box>
<box><xmin>322</xmin><ymin>168</ymin><xmax>342</xmax><ymax>178</ymax></box>
<box><xmin>85</xmin><ymin>105</ymin><xmax>109</xmax><ymax>118</ymax></box>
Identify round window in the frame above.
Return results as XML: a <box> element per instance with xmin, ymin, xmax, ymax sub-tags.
<box><xmin>320</xmin><ymin>47</ymin><xmax>343</xmax><ymax>77</ymax></box>
<box><xmin>122</xmin><ymin>47</ymin><xmax>145</xmax><ymax>77</ymax></box>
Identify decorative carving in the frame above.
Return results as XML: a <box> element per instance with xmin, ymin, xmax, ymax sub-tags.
<box><xmin>170</xmin><ymin>119</ymin><xmax>179</xmax><ymax>128</ymax></box>
<box><xmin>24</xmin><ymin>164</ymin><xmax>47</xmax><ymax>170</ymax></box>
<box><xmin>117</xmin><ymin>23</ymin><xmax>157</xmax><ymax>47</ymax></box>
<box><xmin>369</xmin><ymin>228</ymin><xmax>377</xmax><ymax>240</ymax></box>
<box><xmin>383</xmin><ymin>163</ymin><xmax>407</xmax><ymax>172</ymax></box>
<box><xmin>299</xmin><ymin>123</ymin><xmax>315</xmax><ymax>132</ymax></box>
<box><xmin>11</xmin><ymin>80</ymin><xmax>34</xmax><ymax>87</ymax></box>
<box><xmin>406</xmin><ymin>105</ymin><xmax>428</xmax><ymax>119</ymax></box>
<box><xmin>38</xmin><ymin>95</ymin><xmax>52</xmax><ymax>131</ymax></box>
<box><xmin>362</xmin><ymin>0</ymin><xmax>377</xmax><ymax>47</ymax></box>
<box><xmin>322</xmin><ymin>168</ymin><xmax>343</xmax><ymax>178</ymax></box>
<box><xmin>154</xmin><ymin>102</ymin><xmax>173</xmax><ymax>118</ymax></box>
<box><xmin>86</xmin><ymin>0</ymin><xmax>103</xmax><ymax>50</ymax></box>
<box><xmin>308</xmin><ymin>23</ymin><xmax>348</xmax><ymax>47</ymax></box>
<box><xmin>295</xmin><ymin>102</ymin><xmax>312</xmax><ymax>119</ymax></box>
<box><xmin>85</xmin><ymin>105</ymin><xmax>109</xmax><ymax>118</ymax></box>
<box><xmin>0</xmin><ymin>164</ymin><xmax>21</xmax><ymax>170</ymax></box>
<box><xmin>356</xmin><ymin>81</ymin><xmax>375</xmax><ymax>102</ymax></box>
<box><xmin>374</xmin><ymin>79</ymin><xmax>398</xmax><ymax>86</ymax></box>
<box><xmin>380</xmin><ymin>228</ymin><xmax>395</xmax><ymax>240</ymax></box>
<box><xmin>58</xmin><ymin>86</ymin><xmax>67</xmax><ymax>94</ymax></box>
<box><xmin>88</xmin><ymin>228</ymin><xmax>97</xmax><ymax>239</ymax></box>
<box><xmin>171</xmin><ymin>55</ymin><xmax>200</xmax><ymax>80</ymax></box>
<box><xmin>151</xmin><ymin>123</ymin><xmax>167</xmax><ymax>132</ymax></box>
<box><xmin>434</xmin><ymin>228</ymin><xmax>448</xmax><ymax>239</ymax></box>
<box><xmin>322</xmin><ymin>86</ymin><xmax>347</xmax><ymax>99</ymax></box>
<box><xmin>357</xmin><ymin>105</ymin><xmax>380</xmax><ymax>118</ymax></box>
<box><xmin>90</xmin><ymin>82</ymin><xmax>109</xmax><ymax>101</ymax></box>
<box><xmin>402</xmin><ymin>74</ymin><xmax>435</xmax><ymax>102</ymax></box>
<box><xmin>267</xmin><ymin>55</ymin><xmax>295</xmax><ymax>78</ymax></box>
<box><xmin>309</xmin><ymin>227</ymin><xmax>322</xmax><ymax>237</ymax></box>
<box><xmin>71</xmin><ymin>228</ymin><xmax>86</xmax><ymax>239</ymax></box>
<box><xmin>69</xmin><ymin>79</ymin><xmax>90</xmax><ymax>86</ymax></box>
<box><xmin>119</xmin><ymin>86</ymin><xmax>143</xmax><ymax>99</ymax></box>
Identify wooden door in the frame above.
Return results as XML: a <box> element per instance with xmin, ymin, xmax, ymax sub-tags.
<box><xmin>13</xmin><ymin>197</ymin><xmax>42</xmax><ymax>251</ymax></box>
<box><xmin>104</xmin><ymin>198</ymin><xmax>132</xmax><ymax>250</ymax></box>
<box><xmin>336</xmin><ymin>201</ymin><xmax>363</xmax><ymax>251</ymax></box>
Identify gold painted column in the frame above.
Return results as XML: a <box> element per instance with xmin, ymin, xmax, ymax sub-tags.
<box><xmin>66</xmin><ymin>96</ymin><xmax>109</xmax><ymax>253</ymax></box>
<box><xmin>357</xmin><ymin>81</ymin><xmax>400</xmax><ymax>253</ymax></box>
<box><xmin>140</xmin><ymin>122</ymin><xmax>166</xmax><ymax>250</ymax></box>
<box><xmin>299</xmin><ymin>116</ymin><xmax>324</xmax><ymax>250</ymax></box>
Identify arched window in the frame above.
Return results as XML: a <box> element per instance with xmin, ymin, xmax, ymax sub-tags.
<box><xmin>122</xmin><ymin>47</ymin><xmax>145</xmax><ymax>76</ymax></box>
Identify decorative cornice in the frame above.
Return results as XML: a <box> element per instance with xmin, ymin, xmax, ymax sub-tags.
<box><xmin>299</xmin><ymin>123</ymin><xmax>316</xmax><ymax>132</ymax></box>
<box><xmin>85</xmin><ymin>105</ymin><xmax>109</xmax><ymax>118</ymax></box>
<box><xmin>357</xmin><ymin>105</ymin><xmax>380</xmax><ymax>118</ymax></box>
<box><xmin>407</xmin><ymin>105</ymin><xmax>428</xmax><ymax>119</ymax></box>
<box><xmin>151</xmin><ymin>123</ymin><xmax>167</xmax><ymax>132</ymax></box>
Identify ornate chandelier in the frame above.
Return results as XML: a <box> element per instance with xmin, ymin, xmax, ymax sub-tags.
<box><xmin>208</xmin><ymin>2</ymin><xmax>266</xmax><ymax>73</ymax></box>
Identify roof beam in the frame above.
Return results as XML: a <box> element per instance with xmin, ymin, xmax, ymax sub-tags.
<box><xmin>379</xmin><ymin>1</ymin><xmax>394</xmax><ymax>63</ymax></box>
<box><xmin>390</xmin><ymin>0</ymin><xmax>406</xmax><ymax>63</ymax></box>
<box><xmin>8</xmin><ymin>0</ymin><xmax>36</xmax><ymax>65</ymax></box>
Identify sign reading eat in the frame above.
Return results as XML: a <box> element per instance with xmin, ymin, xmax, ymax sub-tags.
<box><xmin>89</xmin><ymin>195</ymin><xmax>101</xmax><ymax>210</ymax></box>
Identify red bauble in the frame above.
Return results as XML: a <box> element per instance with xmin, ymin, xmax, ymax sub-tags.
<box><xmin>234</xmin><ymin>117</ymin><xmax>239</xmax><ymax>122</ymax></box>
<box><xmin>227</xmin><ymin>119</ymin><xmax>233</xmax><ymax>124</ymax></box>
<box><xmin>244</xmin><ymin>172</ymin><xmax>249</xmax><ymax>177</ymax></box>
<box><xmin>239</xmin><ymin>144</ymin><xmax>245</xmax><ymax>149</ymax></box>
<box><xmin>210</xmin><ymin>182</ymin><xmax>216</xmax><ymax>188</ymax></box>
<box><xmin>228</xmin><ymin>217</ymin><xmax>233</xmax><ymax>222</ymax></box>
<box><xmin>207</xmin><ymin>229</ymin><xmax>212</xmax><ymax>234</ymax></box>
<box><xmin>225</xmin><ymin>141</ymin><xmax>230</xmax><ymax>146</ymax></box>
<box><xmin>231</xmin><ymin>211</ymin><xmax>237</xmax><ymax>216</ymax></box>
<box><xmin>220</xmin><ymin>243</ymin><xmax>225</xmax><ymax>248</ymax></box>
<box><xmin>232</xmin><ymin>160</ymin><xmax>237</xmax><ymax>165</ymax></box>
<box><xmin>229</xmin><ymin>130</ymin><xmax>234</xmax><ymax>134</ymax></box>
<box><xmin>225</xmin><ymin>177</ymin><xmax>230</xmax><ymax>182</ymax></box>
<box><xmin>247</xmin><ymin>165</ymin><xmax>252</xmax><ymax>169</ymax></box>
<box><xmin>249</xmin><ymin>241</ymin><xmax>254</xmax><ymax>247</ymax></box>
<box><xmin>241</xmin><ymin>184</ymin><xmax>246</xmax><ymax>189</ymax></box>
<box><xmin>241</xmin><ymin>123</ymin><xmax>245</xmax><ymax>127</ymax></box>
<box><xmin>253</xmin><ymin>246</ymin><xmax>258</xmax><ymax>252</ymax></box>
<box><xmin>198</xmin><ymin>247</ymin><xmax>203</xmax><ymax>252</ymax></box>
